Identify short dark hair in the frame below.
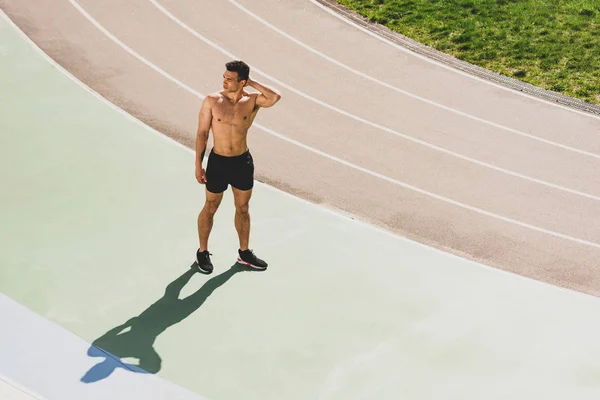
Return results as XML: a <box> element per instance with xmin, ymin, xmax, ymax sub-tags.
<box><xmin>225</xmin><ymin>60</ymin><xmax>250</xmax><ymax>82</ymax></box>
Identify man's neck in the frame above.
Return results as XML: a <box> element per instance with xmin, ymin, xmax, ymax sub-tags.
<box><xmin>224</xmin><ymin>89</ymin><xmax>244</xmax><ymax>104</ymax></box>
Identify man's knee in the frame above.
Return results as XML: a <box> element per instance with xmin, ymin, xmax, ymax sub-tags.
<box><xmin>204</xmin><ymin>199</ymin><xmax>221</xmax><ymax>215</ymax></box>
<box><xmin>235</xmin><ymin>203</ymin><xmax>249</xmax><ymax>214</ymax></box>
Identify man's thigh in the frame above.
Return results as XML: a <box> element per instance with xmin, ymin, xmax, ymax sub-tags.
<box><xmin>204</xmin><ymin>188</ymin><xmax>224</xmax><ymax>207</ymax></box>
<box><xmin>231</xmin><ymin>186</ymin><xmax>252</xmax><ymax>209</ymax></box>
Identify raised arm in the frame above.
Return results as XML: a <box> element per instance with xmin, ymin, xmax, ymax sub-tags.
<box><xmin>246</xmin><ymin>78</ymin><xmax>281</xmax><ymax>108</ymax></box>
<box><xmin>195</xmin><ymin>96</ymin><xmax>213</xmax><ymax>184</ymax></box>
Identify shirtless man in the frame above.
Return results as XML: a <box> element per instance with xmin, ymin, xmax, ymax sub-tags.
<box><xmin>194</xmin><ymin>60</ymin><xmax>281</xmax><ymax>274</ymax></box>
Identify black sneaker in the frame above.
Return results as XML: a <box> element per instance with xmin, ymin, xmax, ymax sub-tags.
<box><xmin>237</xmin><ymin>249</ymin><xmax>268</xmax><ymax>270</ymax></box>
<box><xmin>195</xmin><ymin>249</ymin><xmax>213</xmax><ymax>274</ymax></box>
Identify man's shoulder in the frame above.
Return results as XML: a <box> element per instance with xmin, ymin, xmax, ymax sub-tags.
<box><xmin>201</xmin><ymin>93</ymin><xmax>222</xmax><ymax>109</ymax></box>
<box><xmin>206</xmin><ymin>92</ymin><xmax>223</xmax><ymax>102</ymax></box>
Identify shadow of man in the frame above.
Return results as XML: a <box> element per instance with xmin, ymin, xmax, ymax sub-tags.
<box><xmin>81</xmin><ymin>263</ymin><xmax>250</xmax><ymax>383</ymax></box>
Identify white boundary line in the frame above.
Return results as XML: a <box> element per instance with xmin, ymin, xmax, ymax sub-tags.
<box><xmin>308</xmin><ymin>0</ymin><xmax>600</xmax><ymax>121</ymax></box>
<box><xmin>227</xmin><ymin>0</ymin><xmax>600</xmax><ymax>153</ymax></box>
<box><xmin>64</xmin><ymin>0</ymin><xmax>600</xmax><ymax>250</ymax></box>
<box><xmin>0</xmin><ymin>374</ymin><xmax>47</xmax><ymax>400</ymax></box>
<box><xmin>149</xmin><ymin>0</ymin><xmax>600</xmax><ymax>202</ymax></box>
<box><xmin>2</xmin><ymin>7</ymin><xmax>600</xmax><ymax>304</ymax></box>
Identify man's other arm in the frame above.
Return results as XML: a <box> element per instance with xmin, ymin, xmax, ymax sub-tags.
<box><xmin>247</xmin><ymin>79</ymin><xmax>281</xmax><ymax>108</ymax></box>
<box><xmin>195</xmin><ymin>97</ymin><xmax>213</xmax><ymax>184</ymax></box>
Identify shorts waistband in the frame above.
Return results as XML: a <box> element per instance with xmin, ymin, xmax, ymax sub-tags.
<box><xmin>210</xmin><ymin>148</ymin><xmax>250</xmax><ymax>159</ymax></box>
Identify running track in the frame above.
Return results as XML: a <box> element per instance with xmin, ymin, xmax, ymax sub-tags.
<box><xmin>3</xmin><ymin>0</ymin><xmax>600</xmax><ymax>295</ymax></box>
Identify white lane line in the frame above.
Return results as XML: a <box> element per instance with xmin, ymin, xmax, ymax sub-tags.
<box><xmin>149</xmin><ymin>0</ymin><xmax>600</xmax><ymax>203</ymax></box>
<box><xmin>308</xmin><ymin>0</ymin><xmax>600</xmax><ymax>121</ymax></box>
<box><xmin>68</xmin><ymin>0</ymin><xmax>600</xmax><ymax>250</ymax></box>
<box><xmin>228</xmin><ymin>0</ymin><xmax>600</xmax><ymax>156</ymax></box>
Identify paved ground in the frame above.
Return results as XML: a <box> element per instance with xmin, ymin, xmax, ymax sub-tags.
<box><xmin>2</xmin><ymin>0</ymin><xmax>600</xmax><ymax>296</ymax></box>
<box><xmin>2</xmin><ymin>1</ymin><xmax>600</xmax><ymax>399</ymax></box>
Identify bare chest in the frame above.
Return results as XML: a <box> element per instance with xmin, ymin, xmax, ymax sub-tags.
<box><xmin>213</xmin><ymin>98</ymin><xmax>256</xmax><ymax>126</ymax></box>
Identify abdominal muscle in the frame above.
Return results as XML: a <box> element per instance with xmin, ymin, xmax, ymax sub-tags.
<box><xmin>211</xmin><ymin>121</ymin><xmax>251</xmax><ymax>156</ymax></box>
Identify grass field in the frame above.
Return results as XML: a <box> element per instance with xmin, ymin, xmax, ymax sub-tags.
<box><xmin>336</xmin><ymin>0</ymin><xmax>600</xmax><ymax>105</ymax></box>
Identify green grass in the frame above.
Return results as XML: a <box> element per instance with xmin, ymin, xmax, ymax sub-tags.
<box><xmin>336</xmin><ymin>0</ymin><xmax>600</xmax><ymax>105</ymax></box>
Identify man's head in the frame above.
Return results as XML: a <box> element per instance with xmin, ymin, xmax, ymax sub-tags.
<box><xmin>223</xmin><ymin>60</ymin><xmax>250</xmax><ymax>92</ymax></box>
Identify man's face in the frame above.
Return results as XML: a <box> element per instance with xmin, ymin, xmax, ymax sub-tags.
<box><xmin>222</xmin><ymin>70</ymin><xmax>245</xmax><ymax>92</ymax></box>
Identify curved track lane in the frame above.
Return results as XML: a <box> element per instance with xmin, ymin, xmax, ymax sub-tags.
<box><xmin>2</xmin><ymin>0</ymin><xmax>600</xmax><ymax>295</ymax></box>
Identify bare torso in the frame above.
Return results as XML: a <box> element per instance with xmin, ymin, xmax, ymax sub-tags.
<box><xmin>209</xmin><ymin>91</ymin><xmax>260</xmax><ymax>156</ymax></box>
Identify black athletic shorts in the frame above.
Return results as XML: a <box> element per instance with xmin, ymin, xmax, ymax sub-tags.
<box><xmin>205</xmin><ymin>149</ymin><xmax>254</xmax><ymax>193</ymax></box>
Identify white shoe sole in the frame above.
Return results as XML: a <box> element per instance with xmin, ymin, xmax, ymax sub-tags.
<box><xmin>195</xmin><ymin>259</ymin><xmax>213</xmax><ymax>274</ymax></box>
<box><xmin>195</xmin><ymin>264</ymin><xmax>213</xmax><ymax>274</ymax></box>
<box><xmin>237</xmin><ymin>258</ymin><xmax>267</xmax><ymax>270</ymax></box>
